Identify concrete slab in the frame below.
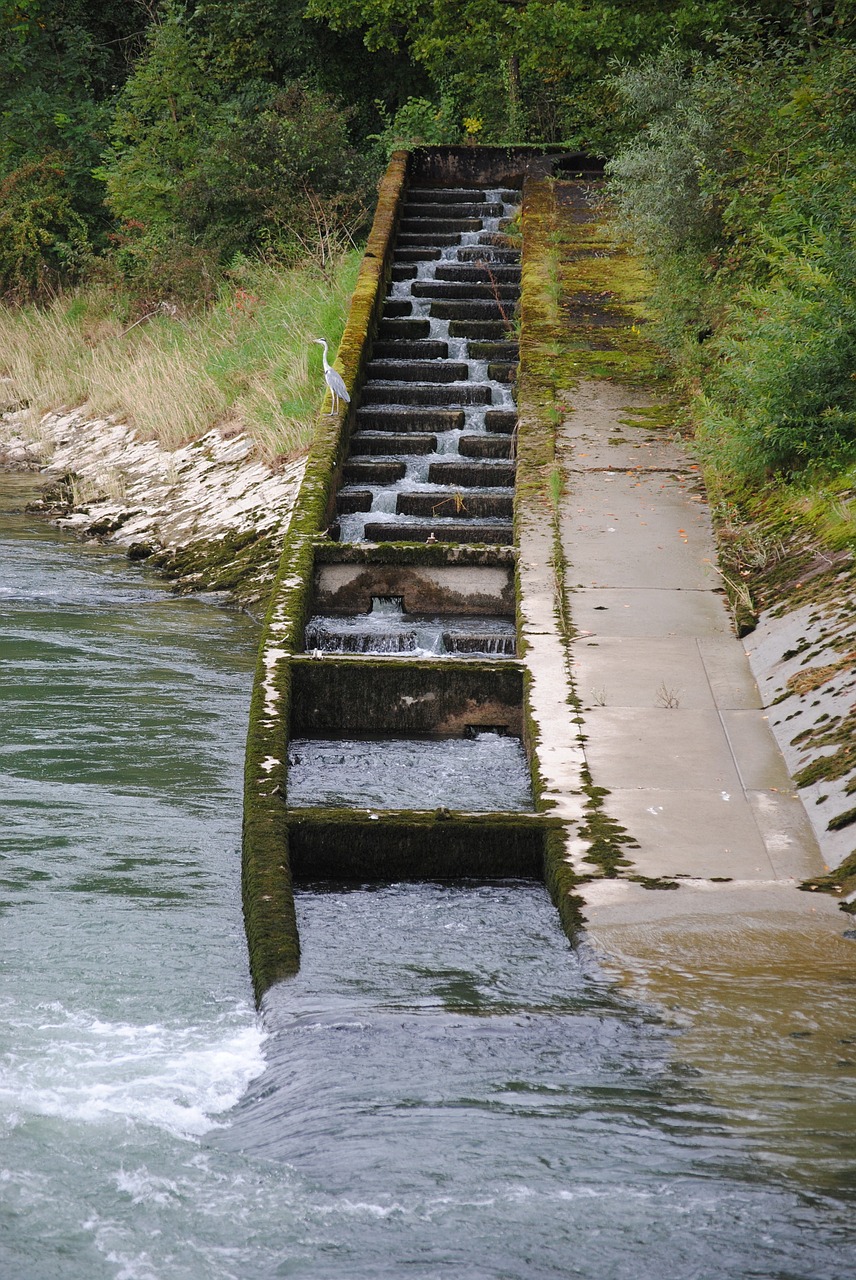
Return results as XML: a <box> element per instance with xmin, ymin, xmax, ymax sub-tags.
<box><xmin>580</xmin><ymin>875</ymin><xmax>844</xmax><ymax>928</ymax></box>
<box><xmin>745</xmin><ymin>788</ymin><xmax>826</xmax><ymax>880</ymax></box>
<box><xmin>572</xmin><ymin>636</ymin><xmax>717</xmax><ymax>710</ymax></box>
<box><xmin>698</xmin><ymin>638</ymin><xmax>764</xmax><ymax>709</ymax></box>
<box><xmin>564</xmin><ymin>471</ymin><xmax>718</xmax><ymax>590</ymax></box>
<box><xmin>587</xmin><ymin>787</ymin><xmax>778</xmax><ymax>879</ymax></box>
<box><xmin>721</xmin><ymin>709</ymin><xmax>796</xmax><ymax>791</ymax></box>
<box><xmin>582</xmin><ymin>707</ymin><xmax>742</xmax><ymax>791</ymax></box>
<box><xmin>518</xmin><ymin>521</ymin><xmax>587</xmax><ymax>823</ymax></box>
<box><xmin>571</xmin><ymin>588</ymin><xmax>733</xmax><ymax>638</ymax></box>
<box><xmin>561</xmin><ymin>380</ymin><xmax>693</xmax><ymax>473</ymax></box>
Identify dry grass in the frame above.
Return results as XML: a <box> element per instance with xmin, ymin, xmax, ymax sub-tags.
<box><xmin>0</xmin><ymin>250</ymin><xmax>362</xmax><ymax>460</ymax></box>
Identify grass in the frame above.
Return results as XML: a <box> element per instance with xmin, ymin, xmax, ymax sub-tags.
<box><xmin>0</xmin><ymin>250</ymin><xmax>363</xmax><ymax>461</ymax></box>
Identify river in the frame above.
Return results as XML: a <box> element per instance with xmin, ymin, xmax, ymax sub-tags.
<box><xmin>1</xmin><ymin>472</ymin><xmax>853</xmax><ymax>1279</ymax></box>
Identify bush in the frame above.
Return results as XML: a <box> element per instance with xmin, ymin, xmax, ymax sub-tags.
<box><xmin>101</xmin><ymin>4</ymin><xmax>377</xmax><ymax>297</ymax></box>
<box><xmin>0</xmin><ymin>157</ymin><xmax>92</xmax><ymax>301</ymax></box>
<box><xmin>369</xmin><ymin>96</ymin><xmax>460</xmax><ymax>155</ymax></box>
<box><xmin>715</xmin><ymin>234</ymin><xmax>856</xmax><ymax>474</ymax></box>
<box><xmin>106</xmin><ymin>221</ymin><xmax>220</xmax><ymax>311</ymax></box>
<box><xmin>607</xmin><ymin>36</ymin><xmax>856</xmax><ymax>477</ymax></box>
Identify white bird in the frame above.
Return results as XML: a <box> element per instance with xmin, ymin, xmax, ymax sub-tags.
<box><xmin>313</xmin><ymin>337</ymin><xmax>350</xmax><ymax>415</ymax></box>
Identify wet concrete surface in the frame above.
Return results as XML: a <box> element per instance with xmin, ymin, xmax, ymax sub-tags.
<box><xmin>559</xmin><ymin>380</ymin><xmax>830</xmax><ymax>890</ymax></box>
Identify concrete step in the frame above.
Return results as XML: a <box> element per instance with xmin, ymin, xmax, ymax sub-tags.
<box><xmin>429</xmin><ymin>460</ymin><xmax>515</xmax><ymax>487</ymax></box>
<box><xmin>412</xmin><ymin>281</ymin><xmax>519</xmax><ymax>300</ymax></box>
<box><xmin>407</xmin><ymin>188</ymin><xmax>490</xmax><ymax>203</ymax></box>
<box><xmin>366</xmin><ymin>360</ymin><xmax>469</xmax><ymax>383</ymax></box>
<box><xmin>394</xmin><ymin>247</ymin><xmax>442</xmax><ymax>263</ymax></box>
<box><xmin>443</xmin><ymin>632</ymin><xmax>516</xmax><ymax>655</ymax></box>
<box><xmin>361</xmin><ymin>383</ymin><xmax>493</xmax><ymax>406</ymax></box>
<box><xmin>362</xmin><ymin>520</ymin><xmax>514</xmax><ymax>545</ymax></box>
<box><xmin>434</xmin><ymin>264</ymin><xmax>521</xmax><ymax>284</ymax></box>
<box><xmin>342</xmin><ymin>460</ymin><xmax>406</xmax><ymax>485</ymax></box>
<box><xmin>457</xmin><ymin>247</ymin><xmax>520</xmax><ymax>264</ymax></box>
<box><xmin>391</xmin><ymin>263</ymin><xmax>418</xmax><ymax>281</ymax></box>
<box><xmin>478</xmin><ymin>232</ymin><xmax>517</xmax><ymax>248</ymax></box>
<box><xmin>371</xmin><ymin>340</ymin><xmax>448</xmax><ymax>361</ymax></box>
<box><xmin>429</xmin><ymin>299</ymin><xmax>516</xmax><ymax>322</ymax></box>
<box><xmin>404</xmin><ymin>202</ymin><xmax>502</xmax><ymax>220</ymax></box>
<box><xmin>397</xmin><ymin>491</ymin><xmax>513</xmax><ymax>519</ymax></box>
<box><xmin>383</xmin><ymin>300</ymin><xmax>413</xmax><ymax>317</ymax></box>
<box><xmin>377</xmin><ymin>318</ymin><xmax>430</xmax><ymax>340</ymax></box>
<box><xmin>459</xmin><ymin>434</ymin><xmax>515</xmax><ymax>459</ymax></box>
<box><xmin>404</xmin><ymin>188</ymin><xmax>517</xmax><ymax>203</ymax></box>
<box><xmin>398</xmin><ymin>232</ymin><xmax>465</xmax><ymax>247</ymax></box>
<box><xmin>449</xmin><ymin>319</ymin><xmax>513</xmax><ymax>340</ymax></box>
<box><xmin>488</xmin><ymin>362</ymin><xmax>517</xmax><ymax>384</ymax></box>
<box><xmin>349</xmin><ymin>433</ymin><xmax>437</xmax><ymax>455</ymax></box>
<box><xmin>400</xmin><ymin>218</ymin><xmax>482</xmax><ymax>235</ymax></box>
<box><xmin>469</xmin><ymin>342</ymin><xmax>519</xmax><ymax>361</ymax></box>
<box><xmin>355</xmin><ymin>407</ymin><xmax>465</xmax><ymax>432</ymax></box>
<box><xmin>337</xmin><ymin>489</ymin><xmax>374</xmax><ymax>514</ymax></box>
<box><xmin>484</xmin><ymin>410</ymin><xmax>517</xmax><ymax>434</ymax></box>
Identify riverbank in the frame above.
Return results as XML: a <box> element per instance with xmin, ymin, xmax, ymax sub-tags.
<box><xmin>0</xmin><ymin>406</ymin><xmax>304</xmax><ymax>613</ymax></box>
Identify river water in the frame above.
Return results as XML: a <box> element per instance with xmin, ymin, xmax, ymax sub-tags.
<box><xmin>1</xmin><ymin>472</ymin><xmax>853</xmax><ymax>1279</ymax></box>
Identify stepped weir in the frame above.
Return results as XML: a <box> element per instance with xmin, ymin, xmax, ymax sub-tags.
<box><xmin>242</xmin><ymin>145</ymin><xmax>842</xmax><ymax>1003</ymax></box>
<box><xmin>243</xmin><ymin>147</ymin><xmax>601</xmax><ymax>999</ymax></box>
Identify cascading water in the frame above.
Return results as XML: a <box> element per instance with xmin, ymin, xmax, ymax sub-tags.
<box><xmin>336</xmin><ymin>188</ymin><xmax>520</xmax><ymax>545</ymax></box>
<box><xmin>304</xmin><ymin>596</ymin><xmax>516</xmax><ymax>658</ymax></box>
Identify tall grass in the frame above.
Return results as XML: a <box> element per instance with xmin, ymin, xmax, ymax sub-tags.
<box><xmin>0</xmin><ymin>250</ymin><xmax>363</xmax><ymax>459</ymax></box>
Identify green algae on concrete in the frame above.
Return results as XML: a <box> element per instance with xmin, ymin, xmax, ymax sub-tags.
<box><xmin>516</xmin><ymin>175</ymin><xmax>648</xmax><ymax>920</ymax></box>
<box><xmin>289</xmin><ymin>656</ymin><xmax>525</xmax><ymax>737</ymax></box>
<box><xmin>287</xmin><ymin>808</ymin><xmax>556</xmax><ymax>882</ymax></box>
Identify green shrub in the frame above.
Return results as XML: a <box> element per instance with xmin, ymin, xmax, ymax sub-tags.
<box><xmin>369</xmin><ymin>96</ymin><xmax>460</xmax><ymax>155</ymax></box>
<box><xmin>101</xmin><ymin>4</ymin><xmax>377</xmax><ymax>296</ymax></box>
<box><xmin>715</xmin><ymin>234</ymin><xmax>856</xmax><ymax>474</ymax></box>
<box><xmin>608</xmin><ymin>35</ymin><xmax>856</xmax><ymax>477</ymax></box>
<box><xmin>0</xmin><ymin>157</ymin><xmax>92</xmax><ymax>300</ymax></box>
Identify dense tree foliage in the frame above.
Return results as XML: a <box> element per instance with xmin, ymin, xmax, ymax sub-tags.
<box><xmin>609</xmin><ymin>32</ymin><xmax>856</xmax><ymax>474</ymax></box>
<box><xmin>2</xmin><ymin>0</ymin><xmax>855</xmax><ymax>480</ymax></box>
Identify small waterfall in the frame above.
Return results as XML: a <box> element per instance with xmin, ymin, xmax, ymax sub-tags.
<box><xmin>305</xmin><ymin>611</ymin><xmax>516</xmax><ymax>658</ymax></box>
<box><xmin>370</xmin><ymin>596</ymin><xmax>404</xmax><ymax>614</ymax></box>
<box><xmin>444</xmin><ymin>633</ymin><xmax>517</xmax><ymax>656</ymax></box>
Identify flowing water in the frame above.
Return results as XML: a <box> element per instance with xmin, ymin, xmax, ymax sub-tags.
<box><xmin>286</xmin><ymin>733</ymin><xmax>532</xmax><ymax>810</ymax></box>
<box><xmin>2</xmin><ymin>473</ymin><xmax>854</xmax><ymax>1279</ymax></box>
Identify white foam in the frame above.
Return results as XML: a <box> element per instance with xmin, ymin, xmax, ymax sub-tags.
<box><xmin>0</xmin><ymin>1004</ymin><xmax>267</xmax><ymax>1139</ymax></box>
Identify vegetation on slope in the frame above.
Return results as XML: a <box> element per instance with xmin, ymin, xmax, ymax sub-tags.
<box><xmin>1</xmin><ymin>1</ymin><xmax>855</xmax><ymax>486</ymax></box>
<box><xmin>607</xmin><ymin>26</ymin><xmax>855</xmax><ymax>562</ymax></box>
<box><xmin>0</xmin><ymin>253</ymin><xmax>362</xmax><ymax>457</ymax></box>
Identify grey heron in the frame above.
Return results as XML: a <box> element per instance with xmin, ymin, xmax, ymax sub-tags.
<box><xmin>313</xmin><ymin>338</ymin><xmax>350</xmax><ymax>415</ymax></box>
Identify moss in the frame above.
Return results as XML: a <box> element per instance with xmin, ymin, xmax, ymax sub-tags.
<box><xmin>289</xmin><ymin>656</ymin><xmax>525</xmax><ymax>737</ymax></box>
<box><xmin>314</xmin><ymin>540</ymin><xmax>515</xmax><ymax>568</ymax></box>
<box><xmin>799</xmin><ymin>850</ymin><xmax>856</xmax><ymax>914</ymax></box>
<box><xmin>150</xmin><ymin>527</ymin><xmax>283</xmax><ymax>608</ymax></box>
<box><xmin>575</xmin><ymin>786</ymin><xmax>640</xmax><ymax>877</ymax></box>
<box><xmin>793</xmin><ymin>738</ymin><xmax>855</xmax><ymax>788</ymax></box>
<box><xmin>828</xmin><ymin>806</ymin><xmax>856</xmax><ymax>833</ymax></box>
<box><xmin>287</xmin><ymin>808</ymin><xmax>555</xmax><ymax>882</ymax></box>
<box><xmin>542</xmin><ymin>822</ymin><xmax>587</xmax><ymax>941</ymax></box>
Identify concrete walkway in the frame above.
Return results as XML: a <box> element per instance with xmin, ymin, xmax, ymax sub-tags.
<box><xmin>562</xmin><ymin>378</ymin><xmax>825</xmax><ymax>888</ymax></box>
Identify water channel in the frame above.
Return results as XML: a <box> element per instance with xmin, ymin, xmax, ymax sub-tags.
<box><xmin>1</xmin><ymin>472</ymin><xmax>853</xmax><ymax>1279</ymax></box>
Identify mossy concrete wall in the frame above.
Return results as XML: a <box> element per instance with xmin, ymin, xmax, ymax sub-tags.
<box><xmin>409</xmin><ymin>145</ymin><xmax>603</xmax><ymax>188</ymax></box>
<box><xmin>290</xmin><ymin>658</ymin><xmax>525</xmax><ymax>737</ymax></box>
<box><xmin>242</xmin><ymin>153</ymin><xmax>409</xmax><ymax>1001</ymax></box>
<box><xmin>287</xmin><ymin>810</ymin><xmax>554</xmax><ymax>882</ymax></box>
